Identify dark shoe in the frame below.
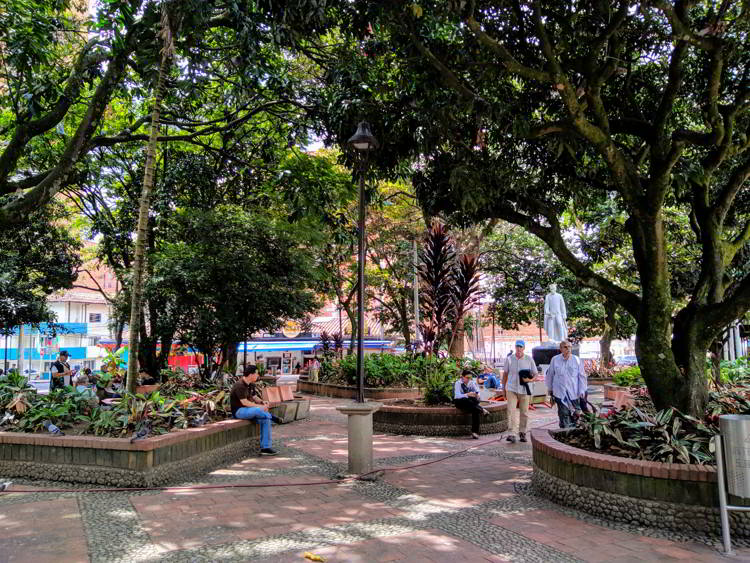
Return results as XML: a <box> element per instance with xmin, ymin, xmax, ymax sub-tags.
<box><xmin>260</xmin><ymin>448</ymin><xmax>279</xmax><ymax>456</ymax></box>
<box><xmin>471</xmin><ymin>432</ymin><xmax>480</xmax><ymax>439</ymax></box>
<box><xmin>519</xmin><ymin>432</ymin><xmax>527</xmax><ymax>443</ymax></box>
<box><xmin>506</xmin><ymin>435</ymin><xmax>517</xmax><ymax>443</ymax></box>
<box><xmin>270</xmin><ymin>415</ymin><xmax>283</xmax><ymax>424</ymax></box>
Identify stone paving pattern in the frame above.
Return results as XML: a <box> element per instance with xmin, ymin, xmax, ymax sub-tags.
<box><xmin>1</xmin><ymin>393</ymin><xmax>749</xmax><ymax>562</ymax></box>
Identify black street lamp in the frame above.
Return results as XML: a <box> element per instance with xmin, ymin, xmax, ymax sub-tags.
<box><xmin>347</xmin><ymin>121</ymin><xmax>379</xmax><ymax>403</ymax></box>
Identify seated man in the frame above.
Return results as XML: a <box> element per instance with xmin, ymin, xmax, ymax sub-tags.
<box><xmin>453</xmin><ymin>369</ymin><xmax>489</xmax><ymax>440</ymax></box>
<box><xmin>230</xmin><ymin>365</ymin><xmax>280</xmax><ymax>456</ymax></box>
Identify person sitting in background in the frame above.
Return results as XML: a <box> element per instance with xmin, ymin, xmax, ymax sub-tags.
<box><xmin>453</xmin><ymin>369</ymin><xmax>489</xmax><ymax>440</ymax></box>
<box><xmin>72</xmin><ymin>367</ymin><xmax>92</xmax><ymax>389</ymax></box>
<box><xmin>478</xmin><ymin>366</ymin><xmax>501</xmax><ymax>390</ymax></box>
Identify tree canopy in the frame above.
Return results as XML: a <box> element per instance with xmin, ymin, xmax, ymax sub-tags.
<box><xmin>310</xmin><ymin>0</ymin><xmax>750</xmax><ymax>415</ymax></box>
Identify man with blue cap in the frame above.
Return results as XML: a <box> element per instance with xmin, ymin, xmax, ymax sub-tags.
<box><xmin>502</xmin><ymin>340</ymin><xmax>540</xmax><ymax>443</ymax></box>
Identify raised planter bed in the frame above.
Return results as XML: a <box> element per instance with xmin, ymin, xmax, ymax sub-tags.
<box><xmin>0</xmin><ymin>419</ymin><xmax>261</xmax><ymax>487</ymax></box>
<box><xmin>298</xmin><ymin>381</ymin><xmax>421</xmax><ymax>400</ymax></box>
<box><xmin>603</xmin><ymin>383</ymin><xmax>628</xmax><ymax>400</ymax></box>
<box><xmin>373</xmin><ymin>399</ymin><xmax>507</xmax><ymax>436</ymax></box>
<box><xmin>530</xmin><ymin>428</ymin><xmax>750</xmax><ymax>536</ymax></box>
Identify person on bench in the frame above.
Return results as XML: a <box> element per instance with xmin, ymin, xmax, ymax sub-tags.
<box><xmin>453</xmin><ymin>369</ymin><xmax>489</xmax><ymax>439</ymax></box>
<box><xmin>230</xmin><ymin>365</ymin><xmax>281</xmax><ymax>456</ymax></box>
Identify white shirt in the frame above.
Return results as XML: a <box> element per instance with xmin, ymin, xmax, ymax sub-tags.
<box><xmin>503</xmin><ymin>353</ymin><xmax>539</xmax><ymax>394</ymax></box>
<box><xmin>454</xmin><ymin>378</ymin><xmax>480</xmax><ymax>399</ymax></box>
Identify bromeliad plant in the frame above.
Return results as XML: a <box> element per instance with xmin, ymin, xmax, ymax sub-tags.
<box><xmin>566</xmin><ymin>407</ymin><xmax>715</xmax><ymax>465</ymax></box>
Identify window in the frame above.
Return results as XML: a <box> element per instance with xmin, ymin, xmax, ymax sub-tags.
<box><xmin>89</xmin><ymin>313</ymin><xmax>102</xmax><ymax>323</ymax></box>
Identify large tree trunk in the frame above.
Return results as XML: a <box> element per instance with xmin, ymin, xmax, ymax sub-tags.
<box><xmin>449</xmin><ymin>316</ymin><xmax>465</xmax><ymax>358</ymax></box>
<box><xmin>125</xmin><ymin>46</ymin><xmax>171</xmax><ymax>393</ymax></box>
<box><xmin>222</xmin><ymin>342</ymin><xmax>238</xmax><ymax>375</ymax></box>
<box><xmin>627</xmin><ymin>214</ymin><xmax>707</xmax><ymax>415</ymax></box>
<box><xmin>599</xmin><ymin>299</ymin><xmax>617</xmax><ymax>367</ymax></box>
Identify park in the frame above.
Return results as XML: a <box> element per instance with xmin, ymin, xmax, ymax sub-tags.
<box><xmin>1</xmin><ymin>1</ymin><xmax>750</xmax><ymax>561</ymax></box>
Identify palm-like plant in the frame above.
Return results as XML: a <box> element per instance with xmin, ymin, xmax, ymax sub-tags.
<box><xmin>418</xmin><ymin>220</ymin><xmax>455</xmax><ymax>355</ymax></box>
<box><xmin>418</xmin><ymin>221</ymin><xmax>483</xmax><ymax>356</ymax></box>
<box><xmin>448</xmin><ymin>253</ymin><xmax>482</xmax><ymax>352</ymax></box>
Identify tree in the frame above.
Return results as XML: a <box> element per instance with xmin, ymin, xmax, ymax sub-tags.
<box><xmin>0</xmin><ymin>0</ymin><xmax>332</xmax><ymax>226</ymax></box>
<box><xmin>127</xmin><ymin>1</ymin><xmax>180</xmax><ymax>392</ymax></box>
<box><xmin>484</xmin><ymin>225</ymin><xmax>636</xmax><ymax>364</ymax></box>
<box><xmin>153</xmin><ymin>205</ymin><xmax>320</xmax><ymax>379</ymax></box>
<box><xmin>313</xmin><ymin>1</ymin><xmax>750</xmax><ymax>415</ymax></box>
<box><xmin>0</xmin><ymin>203</ymin><xmax>81</xmax><ymax>331</ymax></box>
<box><xmin>365</xmin><ymin>181</ymin><xmax>423</xmax><ymax>347</ymax></box>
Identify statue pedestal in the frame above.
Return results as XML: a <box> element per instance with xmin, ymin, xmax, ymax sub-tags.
<box><xmin>532</xmin><ymin>344</ymin><xmax>561</xmax><ymax>367</ymax></box>
<box><xmin>532</xmin><ymin>343</ymin><xmax>580</xmax><ymax>366</ymax></box>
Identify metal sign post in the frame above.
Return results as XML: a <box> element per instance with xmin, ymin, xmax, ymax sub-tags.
<box><xmin>715</xmin><ymin>415</ymin><xmax>750</xmax><ymax>555</ymax></box>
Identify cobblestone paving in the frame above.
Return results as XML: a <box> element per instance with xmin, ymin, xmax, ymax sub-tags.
<box><xmin>1</xmin><ymin>393</ymin><xmax>749</xmax><ymax>562</ymax></box>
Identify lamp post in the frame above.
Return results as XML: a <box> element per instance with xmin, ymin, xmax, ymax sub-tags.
<box><xmin>335</xmin><ymin>121</ymin><xmax>383</xmax><ymax>477</ymax></box>
<box><xmin>347</xmin><ymin>121</ymin><xmax>378</xmax><ymax>403</ymax></box>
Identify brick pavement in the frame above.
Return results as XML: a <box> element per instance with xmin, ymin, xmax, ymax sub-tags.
<box><xmin>0</xmin><ymin>498</ymin><xmax>89</xmax><ymax>563</ymax></box>
<box><xmin>1</xmin><ymin>393</ymin><xmax>749</xmax><ymax>562</ymax></box>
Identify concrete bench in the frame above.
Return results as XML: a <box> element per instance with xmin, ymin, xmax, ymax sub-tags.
<box><xmin>261</xmin><ymin>385</ymin><xmax>310</xmax><ymax>423</ymax></box>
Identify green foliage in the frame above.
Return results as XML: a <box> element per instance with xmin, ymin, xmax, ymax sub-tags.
<box><xmin>613</xmin><ymin>367</ymin><xmax>644</xmax><ymax>388</ymax></box>
<box><xmin>718</xmin><ymin>358</ymin><xmax>750</xmax><ymax>385</ymax></box>
<box><xmin>152</xmin><ymin>204</ymin><xmax>319</xmax><ymax>377</ymax></box>
<box><xmin>409</xmin><ymin>358</ymin><xmax>460</xmax><ymax>406</ymax></box>
<box><xmin>0</xmin><ymin>203</ymin><xmax>81</xmax><ymax>330</ymax></box>
<box><xmin>565</xmin><ymin>407</ymin><xmax>715</xmax><ymax>465</ymax></box>
<box><xmin>562</xmin><ymin>384</ymin><xmax>750</xmax><ymax>465</ymax></box>
<box><xmin>321</xmin><ymin>353</ymin><xmax>415</xmax><ymax>388</ymax></box>
<box><xmin>0</xmin><ymin>366</ymin><xmax>233</xmax><ymax>437</ymax></box>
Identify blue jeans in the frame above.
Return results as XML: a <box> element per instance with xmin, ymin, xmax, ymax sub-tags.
<box><xmin>483</xmin><ymin>375</ymin><xmax>500</xmax><ymax>389</ymax></box>
<box><xmin>234</xmin><ymin>407</ymin><xmax>272</xmax><ymax>449</ymax></box>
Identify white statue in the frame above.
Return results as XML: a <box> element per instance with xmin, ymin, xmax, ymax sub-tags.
<box><xmin>544</xmin><ymin>283</ymin><xmax>568</xmax><ymax>343</ymax></box>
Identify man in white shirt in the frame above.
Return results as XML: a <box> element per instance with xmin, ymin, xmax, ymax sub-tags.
<box><xmin>502</xmin><ymin>340</ymin><xmax>540</xmax><ymax>443</ymax></box>
<box><xmin>453</xmin><ymin>369</ymin><xmax>489</xmax><ymax>439</ymax></box>
<box><xmin>545</xmin><ymin>340</ymin><xmax>587</xmax><ymax>428</ymax></box>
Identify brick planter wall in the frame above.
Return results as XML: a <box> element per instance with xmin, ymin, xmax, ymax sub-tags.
<box><xmin>298</xmin><ymin>381</ymin><xmax>421</xmax><ymax>400</ymax></box>
<box><xmin>373</xmin><ymin>400</ymin><xmax>507</xmax><ymax>436</ymax></box>
<box><xmin>0</xmin><ymin>419</ymin><xmax>260</xmax><ymax>487</ymax></box>
<box><xmin>531</xmin><ymin>428</ymin><xmax>750</xmax><ymax>537</ymax></box>
<box><xmin>603</xmin><ymin>384</ymin><xmax>628</xmax><ymax>400</ymax></box>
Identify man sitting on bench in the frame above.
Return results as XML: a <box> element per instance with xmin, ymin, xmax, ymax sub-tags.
<box><xmin>230</xmin><ymin>365</ymin><xmax>281</xmax><ymax>456</ymax></box>
<box><xmin>453</xmin><ymin>369</ymin><xmax>489</xmax><ymax>439</ymax></box>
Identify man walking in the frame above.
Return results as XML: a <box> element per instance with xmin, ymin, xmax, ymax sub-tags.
<box><xmin>230</xmin><ymin>365</ymin><xmax>280</xmax><ymax>456</ymax></box>
<box><xmin>453</xmin><ymin>369</ymin><xmax>488</xmax><ymax>439</ymax></box>
<box><xmin>502</xmin><ymin>340</ymin><xmax>539</xmax><ymax>443</ymax></box>
<box><xmin>545</xmin><ymin>340</ymin><xmax>587</xmax><ymax>428</ymax></box>
<box><xmin>50</xmin><ymin>350</ymin><xmax>72</xmax><ymax>392</ymax></box>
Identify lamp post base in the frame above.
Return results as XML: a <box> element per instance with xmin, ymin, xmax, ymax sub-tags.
<box><xmin>336</xmin><ymin>402</ymin><xmax>383</xmax><ymax>475</ymax></box>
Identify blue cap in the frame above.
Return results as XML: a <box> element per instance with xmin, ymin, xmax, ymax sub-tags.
<box><xmin>515</xmin><ymin>340</ymin><xmax>525</xmax><ymax>347</ymax></box>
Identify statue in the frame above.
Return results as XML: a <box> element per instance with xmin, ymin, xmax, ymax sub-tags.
<box><xmin>543</xmin><ymin>283</ymin><xmax>568</xmax><ymax>343</ymax></box>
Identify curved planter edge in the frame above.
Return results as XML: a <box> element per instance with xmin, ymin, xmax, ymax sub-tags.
<box><xmin>530</xmin><ymin>428</ymin><xmax>750</xmax><ymax>537</ymax></box>
<box><xmin>298</xmin><ymin>381</ymin><xmax>421</xmax><ymax>400</ymax></box>
<box><xmin>373</xmin><ymin>399</ymin><xmax>508</xmax><ymax>436</ymax></box>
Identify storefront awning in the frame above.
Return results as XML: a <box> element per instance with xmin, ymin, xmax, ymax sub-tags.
<box><xmin>237</xmin><ymin>340</ymin><xmax>393</xmax><ymax>353</ymax></box>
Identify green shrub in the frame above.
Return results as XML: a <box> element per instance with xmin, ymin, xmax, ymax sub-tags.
<box><xmin>320</xmin><ymin>353</ymin><xmax>416</xmax><ymax>388</ymax></box>
<box><xmin>613</xmin><ymin>366</ymin><xmax>643</xmax><ymax>387</ymax></box>
<box><xmin>719</xmin><ymin>357</ymin><xmax>750</xmax><ymax>384</ymax></box>
<box><xmin>409</xmin><ymin>358</ymin><xmax>459</xmax><ymax>405</ymax></box>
